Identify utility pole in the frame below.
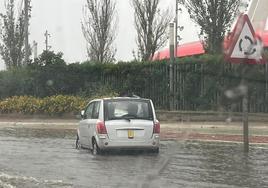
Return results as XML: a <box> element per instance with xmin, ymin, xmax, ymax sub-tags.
<box><xmin>44</xmin><ymin>30</ymin><xmax>51</xmax><ymax>51</ymax></box>
<box><xmin>169</xmin><ymin>23</ymin><xmax>175</xmax><ymax>111</ymax></box>
<box><xmin>24</xmin><ymin>0</ymin><xmax>30</xmax><ymax>64</ymax></box>
<box><xmin>266</xmin><ymin>61</ymin><xmax>268</xmax><ymax>100</ymax></box>
<box><xmin>173</xmin><ymin>0</ymin><xmax>182</xmax><ymax>110</ymax></box>
<box><xmin>33</xmin><ymin>41</ymin><xmax>38</xmax><ymax>59</ymax></box>
<box><xmin>175</xmin><ymin>0</ymin><xmax>178</xmax><ymax>58</ymax></box>
<box><xmin>174</xmin><ymin>0</ymin><xmax>184</xmax><ymax>57</ymax></box>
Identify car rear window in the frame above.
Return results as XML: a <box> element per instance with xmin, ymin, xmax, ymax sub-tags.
<box><xmin>104</xmin><ymin>99</ymin><xmax>153</xmax><ymax>121</ymax></box>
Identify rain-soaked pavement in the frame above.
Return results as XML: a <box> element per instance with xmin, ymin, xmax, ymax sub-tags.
<box><xmin>0</xmin><ymin>127</ymin><xmax>268</xmax><ymax>188</ymax></box>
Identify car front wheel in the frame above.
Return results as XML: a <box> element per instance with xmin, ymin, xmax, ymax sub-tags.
<box><xmin>92</xmin><ymin>140</ymin><xmax>101</xmax><ymax>155</ymax></box>
<box><xmin>75</xmin><ymin>134</ymin><xmax>81</xmax><ymax>149</ymax></box>
<box><xmin>151</xmin><ymin>148</ymin><xmax>159</xmax><ymax>154</ymax></box>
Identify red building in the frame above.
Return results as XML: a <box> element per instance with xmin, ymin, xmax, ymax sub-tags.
<box><xmin>152</xmin><ymin>30</ymin><xmax>268</xmax><ymax>61</ymax></box>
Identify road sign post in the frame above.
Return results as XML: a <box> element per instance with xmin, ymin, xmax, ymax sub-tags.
<box><xmin>224</xmin><ymin>14</ymin><xmax>265</xmax><ymax>152</ymax></box>
<box><xmin>242</xmin><ymin>90</ymin><xmax>249</xmax><ymax>152</ymax></box>
<box><xmin>240</xmin><ymin>78</ymin><xmax>249</xmax><ymax>153</ymax></box>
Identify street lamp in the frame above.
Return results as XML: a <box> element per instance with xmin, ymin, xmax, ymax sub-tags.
<box><xmin>24</xmin><ymin>0</ymin><xmax>29</xmax><ymax>64</ymax></box>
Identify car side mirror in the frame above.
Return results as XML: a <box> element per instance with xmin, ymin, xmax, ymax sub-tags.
<box><xmin>81</xmin><ymin>110</ymin><xmax>85</xmax><ymax>119</ymax></box>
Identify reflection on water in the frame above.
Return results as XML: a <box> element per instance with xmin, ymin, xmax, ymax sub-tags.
<box><xmin>0</xmin><ymin>128</ymin><xmax>267</xmax><ymax>188</ymax></box>
<box><xmin>163</xmin><ymin>141</ymin><xmax>268</xmax><ymax>188</ymax></box>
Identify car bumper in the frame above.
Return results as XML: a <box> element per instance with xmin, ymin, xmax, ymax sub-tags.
<box><xmin>96</xmin><ymin>134</ymin><xmax>160</xmax><ymax>150</ymax></box>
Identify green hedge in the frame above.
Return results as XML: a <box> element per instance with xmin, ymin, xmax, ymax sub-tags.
<box><xmin>0</xmin><ymin>95</ymin><xmax>87</xmax><ymax>115</ymax></box>
<box><xmin>0</xmin><ymin>54</ymin><xmax>267</xmax><ymax>112</ymax></box>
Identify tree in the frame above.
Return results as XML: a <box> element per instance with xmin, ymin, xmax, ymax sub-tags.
<box><xmin>82</xmin><ymin>0</ymin><xmax>117</xmax><ymax>63</ymax></box>
<box><xmin>33</xmin><ymin>50</ymin><xmax>66</xmax><ymax>66</ymax></box>
<box><xmin>181</xmin><ymin>0</ymin><xmax>243</xmax><ymax>54</ymax></box>
<box><xmin>132</xmin><ymin>0</ymin><xmax>172</xmax><ymax>61</ymax></box>
<box><xmin>0</xmin><ymin>0</ymin><xmax>31</xmax><ymax>69</ymax></box>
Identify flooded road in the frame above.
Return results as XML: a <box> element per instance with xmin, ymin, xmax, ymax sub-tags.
<box><xmin>0</xmin><ymin>127</ymin><xmax>268</xmax><ymax>188</ymax></box>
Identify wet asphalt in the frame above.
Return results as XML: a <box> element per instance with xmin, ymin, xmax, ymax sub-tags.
<box><xmin>0</xmin><ymin>127</ymin><xmax>268</xmax><ymax>188</ymax></box>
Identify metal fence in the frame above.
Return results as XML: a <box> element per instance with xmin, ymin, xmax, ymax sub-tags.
<box><xmin>100</xmin><ymin>62</ymin><xmax>268</xmax><ymax>113</ymax></box>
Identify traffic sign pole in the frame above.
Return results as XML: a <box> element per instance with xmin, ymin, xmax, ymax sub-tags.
<box><xmin>242</xmin><ymin>80</ymin><xmax>249</xmax><ymax>152</ymax></box>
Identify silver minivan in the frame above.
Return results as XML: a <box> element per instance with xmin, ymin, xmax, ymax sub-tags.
<box><xmin>76</xmin><ymin>97</ymin><xmax>160</xmax><ymax>154</ymax></box>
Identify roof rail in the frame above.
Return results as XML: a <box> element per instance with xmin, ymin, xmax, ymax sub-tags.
<box><xmin>119</xmin><ymin>92</ymin><xmax>141</xmax><ymax>98</ymax></box>
<box><xmin>132</xmin><ymin>94</ymin><xmax>140</xmax><ymax>98</ymax></box>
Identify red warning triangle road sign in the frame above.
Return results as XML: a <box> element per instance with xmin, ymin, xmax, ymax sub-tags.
<box><xmin>224</xmin><ymin>14</ymin><xmax>265</xmax><ymax>64</ymax></box>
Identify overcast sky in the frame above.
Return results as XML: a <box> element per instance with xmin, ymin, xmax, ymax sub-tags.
<box><xmin>0</xmin><ymin>0</ymin><xmax>199</xmax><ymax>69</ymax></box>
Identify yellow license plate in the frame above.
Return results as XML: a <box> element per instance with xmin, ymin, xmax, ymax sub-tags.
<box><xmin>128</xmin><ymin>130</ymin><xmax>134</xmax><ymax>139</ymax></box>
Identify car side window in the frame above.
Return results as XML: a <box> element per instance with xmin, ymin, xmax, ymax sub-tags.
<box><xmin>84</xmin><ymin>102</ymin><xmax>94</xmax><ymax>119</ymax></box>
<box><xmin>92</xmin><ymin>101</ymin><xmax>100</xmax><ymax>119</ymax></box>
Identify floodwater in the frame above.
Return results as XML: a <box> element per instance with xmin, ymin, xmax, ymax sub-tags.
<box><xmin>0</xmin><ymin>127</ymin><xmax>268</xmax><ymax>188</ymax></box>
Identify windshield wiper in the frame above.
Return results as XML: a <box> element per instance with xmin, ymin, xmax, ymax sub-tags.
<box><xmin>108</xmin><ymin>117</ymin><xmax>121</xmax><ymax>120</ymax></box>
<box><xmin>108</xmin><ymin>115</ymin><xmax>152</xmax><ymax>121</ymax></box>
<box><xmin>108</xmin><ymin>116</ymin><xmax>133</xmax><ymax>121</ymax></box>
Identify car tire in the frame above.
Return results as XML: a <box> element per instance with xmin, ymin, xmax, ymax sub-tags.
<box><xmin>75</xmin><ymin>134</ymin><xmax>81</xmax><ymax>149</ymax></box>
<box><xmin>92</xmin><ymin>140</ymin><xmax>101</xmax><ymax>155</ymax></box>
<box><xmin>151</xmin><ymin>148</ymin><xmax>159</xmax><ymax>154</ymax></box>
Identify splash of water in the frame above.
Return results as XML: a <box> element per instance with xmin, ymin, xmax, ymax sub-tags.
<box><xmin>0</xmin><ymin>172</ymin><xmax>72</xmax><ymax>188</ymax></box>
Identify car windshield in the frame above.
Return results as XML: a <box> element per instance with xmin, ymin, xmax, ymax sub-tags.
<box><xmin>1</xmin><ymin>0</ymin><xmax>268</xmax><ymax>187</ymax></box>
<box><xmin>105</xmin><ymin>99</ymin><xmax>153</xmax><ymax>121</ymax></box>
